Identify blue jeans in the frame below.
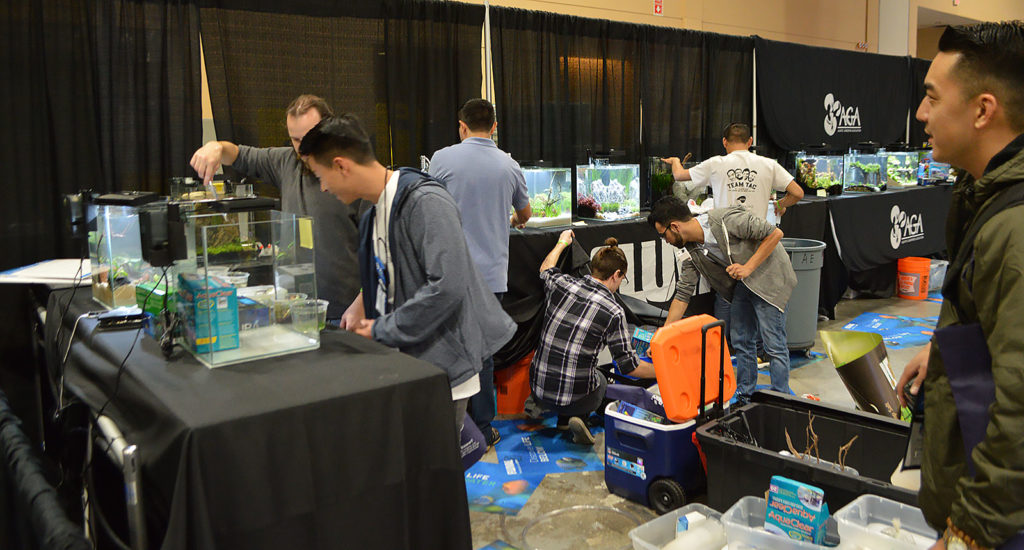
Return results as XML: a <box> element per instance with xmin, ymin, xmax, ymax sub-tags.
<box><xmin>469</xmin><ymin>293</ymin><xmax>503</xmax><ymax>439</ymax></box>
<box><xmin>730</xmin><ymin>283</ymin><xmax>790</xmax><ymax>401</ymax></box>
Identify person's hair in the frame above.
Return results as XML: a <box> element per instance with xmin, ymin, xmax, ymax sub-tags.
<box><xmin>938</xmin><ymin>21</ymin><xmax>1024</xmax><ymax>131</ymax></box>
<box><xmin>648</xmin><ymin>196</ymin><xmax>693</xmax><ymax>230</ymax></box>
<box><xmin>458</xmin><ymin>99</ymin><xmax>496</xmax><ymax>133</ymax></box>
<box><xmin>298</xmin><ymin>114</ymin><xmax>376</xmax><ymax>167</ymax></box>
<box><xmin>722</xmin><ymin>122</ymin><xmax>752</xmax><ymax>144</ymax></box>
<box><xmin>286</xmin><ymin>94</ymin><xmax>334</xmax><ymax>119</ymax></box>
<box><xmin>591</xmin><ymin>237</ymin><xmax>628</xmax><ymax>280</ymax></box>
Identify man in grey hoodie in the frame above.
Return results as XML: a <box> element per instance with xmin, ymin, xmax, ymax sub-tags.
<box><xmin>648</xmin><ymin>196</ymin><xmax>797</xmax><ymax>404</ymax></box>
<box><xmin>298</xmin><ymin>114</ymin><xmax>516</xmax><ymax>437</ymax></box>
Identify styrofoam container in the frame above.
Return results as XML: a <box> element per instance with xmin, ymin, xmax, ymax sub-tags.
<box><xmin>834</xmin><ymin>495</ymin><xmax>937</xmax><ymax>550</ymax></box>
<box><xmin>722</xmin><ymin>496</ymin><xmax>824</xmax><ymax>549</ymax></box>
<box><xmin>928</xmin><ymin>260</ymin><xmax>948</xmax><ymax>292</ymax></box>
<box><xmin>629</xmin><ymin>503</ymin><xmax>722</xmax><ymax>550</ymax></box>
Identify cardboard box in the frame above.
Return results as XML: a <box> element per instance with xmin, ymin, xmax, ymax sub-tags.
<box><xmin>238</xmin><ymin>296</ymin><xmax>270</xmax><ymax>331</ymax></box>
<box><xmin>632</xmin><ymin>327</ymin><xmax>655</xmax><ymax>358</ymax></box>
<box><xmin>765</xmin><ymin>475</ymin><xmax>830</xmax><ymax>544</ymax></box>
<box><xmin>177</xmin><ymin>273</ymin><xmax>239</xmax><ymax>353</ymax></box>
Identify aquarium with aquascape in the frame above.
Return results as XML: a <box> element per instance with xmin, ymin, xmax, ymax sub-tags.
<box><xmin>173</xmin><ymin>209</ymin><xmax>320</xmax><ymax>368</ymax></box>
<box><xmin>882</xmin><ymin>151</ymin><xmax>919</xmax><ymax>187</ymax></box>
<box><xmin>647</xmin><ymin>156</ymin><xmax>675</xmax><ymax>204</ymax></box>
<box><xmin>89</xmin><ymin>194</ymin><xmax>165</xmax><ymax>309</ymax></box>
<box><xmin>575</xmin><ymin>160</ymin><xmax>640</xmax><ymax>221</ymax></box>
<box><xmin>794</xmin><ymin>153</ymin><xmax>844</xmax><ymax>196</ymax></box>
<box><xmin>843</xmin><ymin>151</ymin><xmax>887</xmax><ymax>193</ymax></box>
<box><xmin>520</xmin><ymin>165</ymin><xmax>572</xmax><ymax>228</ymax></box>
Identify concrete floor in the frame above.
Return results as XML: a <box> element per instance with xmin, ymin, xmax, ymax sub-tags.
<box><xmin>469</xmin><ymin>293</ymin><xmax>941</xmax><ymax>549</ymax></box>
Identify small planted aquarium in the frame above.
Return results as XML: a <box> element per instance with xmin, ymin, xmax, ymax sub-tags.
<box><xmin>918</xmin><ymin>150</ymin><xmax>955</xmax><ymax>184</ymax></box>
<box><xmin>843</xmin><ymin>151</ymin><xmax>887</xmax><ymax>193</ymax></box>
<box><xmin>575</xmin><ymin>159</ymin><xmax>640</xmax><ymax>221</ymax></box>
<box><xmin>90</xmin><ymin>192</ymin><xmax>165</xmax><ymax>309</ymax></box>
<box><xmin>647</xmin><ymin>156</ymin><xmax>675</xmax><ymax>205</ymax></box>
<box><xmin>883</xmin><ymin>151</ymin><xmax>920</xmax><ymax>187</ymax></box>
<box><xmin>794</xmin><ymin>153</ymin><xmax>844</xmax><ymax>196</ymax></box>
<box><xmin>520</xmin><ymin>164</ymin><xmax>572</xmax><ymax>228</ymax></box>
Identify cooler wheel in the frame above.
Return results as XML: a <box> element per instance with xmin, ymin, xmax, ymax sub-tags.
<box><xmin>648</xmin><ymin>478</ymin><xmax>686</xmax><ymax>514</ymax></box>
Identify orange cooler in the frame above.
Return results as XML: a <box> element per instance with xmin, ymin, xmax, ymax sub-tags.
<box><xmin>650</xmin><ymin>314</ymin><xmax>736</xmax><ymax>423</ymax></box>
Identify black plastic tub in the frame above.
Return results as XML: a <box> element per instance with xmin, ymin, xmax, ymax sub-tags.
<box><xmin>695</xmin><ymin>391</ymin><xmax>915</xmax><ymax>513</ymax></box>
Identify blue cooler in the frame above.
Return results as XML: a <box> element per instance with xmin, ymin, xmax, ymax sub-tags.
<box><xmin>603</xmin><ymin>400</ymin><xmax>707</xmax><ymax>513</ymax></box>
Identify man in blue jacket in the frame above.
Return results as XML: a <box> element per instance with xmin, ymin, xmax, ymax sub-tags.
<box><xmin>298</xmin><ymin>114</ymin><xmax>516</xmax><ymax>438</ymax></box>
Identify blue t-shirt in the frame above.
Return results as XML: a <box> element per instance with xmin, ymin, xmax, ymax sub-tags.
<box><xmin>429</xmin><ymin>137</ymin><xmax>529</xmax><ymax>293</ymax></box>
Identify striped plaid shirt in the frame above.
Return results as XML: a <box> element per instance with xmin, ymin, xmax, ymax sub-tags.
<box><xmin>530</xmin><ymin>268</ymin><xmax>640</xmax><ymax>406</ymax></box>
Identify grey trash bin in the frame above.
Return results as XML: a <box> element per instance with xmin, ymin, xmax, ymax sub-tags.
<box><xmin>782</xmin><ymin>238</ymin><xmax>827</xmax><ymax>350</ymax></box>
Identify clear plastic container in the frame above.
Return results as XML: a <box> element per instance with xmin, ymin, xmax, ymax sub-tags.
<box><xmin>928</xmin><ymin>260</ymin><xmax>948</xmax><ymax>292</ymax></box>
<box><xmin>833</xmin><ymin>495</ymin><xmax>937</xmax><ymax>550</ymax></box>
<box><xmin>629</xmin><ymin>503</ymin><xmax>722</xmax><ymax>550</ymax></box>
<box><xmin>722</xmin><ymin>496</ymin><xmax>824</xmax><ymax>549</ymax></box>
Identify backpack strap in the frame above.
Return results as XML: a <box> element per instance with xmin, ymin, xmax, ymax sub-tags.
<box><xmin>943</xmin><ymin>182</ymin><xmax>1024</xmax><ymax>321</ymax></box>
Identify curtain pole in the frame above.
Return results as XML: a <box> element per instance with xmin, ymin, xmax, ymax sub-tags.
<box><xmin>752</xmin><ymin>46</ymin><xmax>758</xmax><ymax>146</ymax></box>
<box><xmin>483</xmin><ymin>0</ymin><xmax>493</xmax><ymax>103</ymax></box>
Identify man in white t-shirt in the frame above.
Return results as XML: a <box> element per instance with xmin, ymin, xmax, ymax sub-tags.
<box><xmin>662</xmin><ymin>123</ymin><xmax>802</xmax><ymax>219</ymax></box>
<box><xmin>660</xmin><ymin>123</ymin><xmax>803</xmax><ymax>338</ymax></box>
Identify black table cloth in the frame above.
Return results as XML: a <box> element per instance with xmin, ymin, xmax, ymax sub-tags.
<box><xmin>44</xmin><ymin>289</ymin><xmax>470</xmax><ymax>550</ymax></box>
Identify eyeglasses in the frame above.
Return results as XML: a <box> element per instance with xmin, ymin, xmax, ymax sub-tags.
<box><xmin>657</xmin><ymin>224</ymin><xmax>672</xmax><ymax>241</ymax></box>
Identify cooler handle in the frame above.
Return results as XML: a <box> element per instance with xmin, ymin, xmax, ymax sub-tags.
<box><xmin>700</xmin><ymin>319</ymin><xmax>727</xmax><ymax>424</ymax></box>
<box><xmin>612</xmin><ymin>420</ymin><xmax>655</xmax><ymax>453</ymax></box>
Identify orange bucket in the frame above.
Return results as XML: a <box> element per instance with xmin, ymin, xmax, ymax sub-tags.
<box><xmin>897</xmin><ymin>257</ymin><xmax>931</xmax><ymax>300</ymax></box>
<box><xmin>496</xmin><ymin>351</ymin><xmax>534</xmax><ymax>415</ymax></box>
<box><xmin>650</xmin><ymin>314</ymin><xmax>735</xmax><ymax>423</ymax></box>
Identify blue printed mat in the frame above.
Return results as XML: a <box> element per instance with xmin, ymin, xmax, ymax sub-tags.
<box><xmin>492</xmin><ymin>416</ymin><xmax>605</xmax><ymax>477</ymax></box>
<box><xmin>842</xmin><ymin>312</ymin><xmax>938</xmax><ymax>349</ymax></box>
<box><xmin>465</xmin><ymin>461</ymin><xmax>546</xmax><ymax>516</ymax></box>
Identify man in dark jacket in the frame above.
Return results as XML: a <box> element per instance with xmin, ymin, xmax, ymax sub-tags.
<box><xmin>298</xmin><ymin>114</ymin><xmax>516</xmax><ymax>439</ymax></box>
<box><xmin>897</xmin><ymin>21</ymin><xmax>1024</xmax><ymax>549</ymax></box>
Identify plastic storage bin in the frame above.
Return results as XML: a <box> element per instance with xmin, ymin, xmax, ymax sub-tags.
<box><xmin>928</xmin><ymin>259</ymin><xmax>948</xmax><ymax>292</ymax></box>
<box><xmin>628</xmin><ymin>503</ymin><xmax>722</xmax><ymax>550</ymax></box>
<box><xmin>834</xmin><ymin>495</ymin><xmax>938</xmax><ymax>550</ymax></box>
<box><xmin>722</xmin><ymin>496</ymin><xmax>824</xmax><ymax>549</ymax></box>
<box><xmin>604</xmin><ymin>401</ymin><xmax>706</xmax><ymax>514</ymax></box>
<box><xmin>695</xmin><ymin>392</ymin><xmax>915</xmax><ymax>513</ymax></box>
<box><xmin>782</xmin><ymin>238</ymin><xmax>826</xmax><ymax>350</ymax></box>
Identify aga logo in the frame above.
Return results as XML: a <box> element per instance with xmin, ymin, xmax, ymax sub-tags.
<box><xmin>890</xmin><ymin>205</ymin><xmax>925</xmax><ymax>249</ymax></box>
<box><xmin>823</xmin><ymin>93</ymin><xmax>862</xmax><ymax>136</ymax></box>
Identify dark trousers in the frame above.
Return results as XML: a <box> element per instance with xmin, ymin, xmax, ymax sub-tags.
<box><xmin>534</xmin><ymin>370</ymin><xmax>609</xmax><ymax>418</ymax></box>
<box><xmin>469</xmin><ymin>293</ymin><xmax>503</xmax><ymax>435</ymax></box>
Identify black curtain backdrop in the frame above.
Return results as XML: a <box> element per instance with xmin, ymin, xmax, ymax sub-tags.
<box><xmin>490</xmin><ymin>7</ymin><xmax>642</xmax><ymax>167</ymax></box>
<box><xmin>383</xmin><ymin>1</ymin><xmax>484</xmax><ymax>167</ymax></box>
<box><xmin>755</xmin><ymin>37</ymin><xmax>910</xmax><ymax>152</ymax></box>
<box><xmin>198</xmin><ymin>2</ymin><xmax>387</xmax><ymax>159</ymax></box>
<box><xmin>702</xmin><ymin>33</ymin><xmax>754</xmax><ymax>159</ymax></box>
<box><xmin>909</xmin><ymin>57</ymin><xmax>932</xmax><ymax>148</ymax></box>
<box><xmin>0</xmin><ymin>0</ymin><xmax>201</xmax><ymax>379</ymax></box>
<box><xmin>640</xmin><ymin>26</ymin><xmax>704</xmax><ymax>161</ymax></box>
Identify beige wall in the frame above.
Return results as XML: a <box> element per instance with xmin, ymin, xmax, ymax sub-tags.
<box><xmin>908</xmin><ymin>0</ymin><xmax>1024</xmax><ymax>56</ymax></box>
<box><xmin>915</xmin><ymin>26</ymin><xmax>943</xmax><ymax>60</ymax></box>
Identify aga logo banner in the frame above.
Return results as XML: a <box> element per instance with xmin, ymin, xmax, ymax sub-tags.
<box><xmin>824</xmin><ymin>93</ymin><xmax>862</xmax><ymax>136</ymax></box>
<box><xmin>890</xmin><ymin>205</ymin><xmax>925</xmax><ymax>249</ymax></box>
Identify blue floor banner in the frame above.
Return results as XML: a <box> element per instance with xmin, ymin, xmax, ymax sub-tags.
<box><xmin>842</xmin><ymin>312</ymin><xmax>938</xmax><ymax>349</ymax></box>
<box><xmin>492</xmin><ymin>416</ymin><xmax>605</xmax><ymax>477</ymax></box>
<box><xmin>465</xmin><ymin>461</ymin><xmax>546</xmax><ymax>516</ymax></box>
<box><xmin>476</xmin><ymin>541</ymin><xmax>517</xmax><ymax>550</ymax></box>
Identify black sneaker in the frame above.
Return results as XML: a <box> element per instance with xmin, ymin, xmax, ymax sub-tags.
<box><xmin>568</xmin><ymin>417</ymin><xmax>595</xmax><ymax>445</ymax></box>
<box><xmin>485</xmin><ymin>426</ymin><xmax>501</xmax><ymax>447</ymax></box>
<box><xmin>556</xmin><ymin>415</ymin><xmax>571</xmax><ymax>431</ymax></box>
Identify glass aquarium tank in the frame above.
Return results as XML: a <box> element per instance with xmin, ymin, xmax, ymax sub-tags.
<box><xmin>883</xmin><ymin>151</ymin><xmax>920</xmax><ymax>187</ymax></box>
<box><xmin>90</xmin><ymin>194</ymin><xmax>165</xmax><ymax>309</ymax></box>
<box><xmin>794</xmin><ymin>153</ymin><xmax>844</xmax><ymax>196</ymax></box>
<box><xmin>520</xmin><ymin>166</ymin><xmax>572</xmax><ymax>228</ymax></box>
<box><xmin>647</xmin><ymin>156</ymin><xmax>675</xmax><ymax>205</ymax></box>
<box><xmin>575</xmin><ymin>160</ymin><xmax>640</xmax><ymax>221</ymax></box>
<box><xmin>843</xmin><ymin>151</ymin><xmax>887</xmax><ymax>193</ymax></box>
<box><xmin>918</xmin><ymin>150</ymin><xmax>955</xmax><ymax>184</ymax></box>
<box><xmin>173</xmin><ymin>210</ymin><xmax>320</xmax><ymax>368</ymax></box>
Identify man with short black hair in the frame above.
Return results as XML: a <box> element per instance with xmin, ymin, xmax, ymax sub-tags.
<box><xmin>299</xmin><ymin>114</ymin><xmax>516</xmax><ymax>439</ymax></box>
<box><xmin>429</xmin><ymin>99</ymin><xmax>531</xmax><ymax>447</ymax></box>
<box><xmin>189</xmin><ymin>94</ymin><xmax>365</xmax><ymax>320</ymax></box>
<box><xmin>896</xmin><ymin>21</ymin><xmax>1024</xmax><ymax>549</ymax></box>
<box><xmin>648</xmin><ymin>196</ymin><xmax>796</xmax><ymax>405</ymax></box>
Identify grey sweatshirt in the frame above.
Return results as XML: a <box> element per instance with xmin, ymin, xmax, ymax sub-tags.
<box><xmin>234</xmin><ymin>146</ymin><xmax>366</xmax><ymax>318</ymax></box>
<box><xmin>675</xmin><ymin>206</ymin><xmax>797</xmax><ymax>311</ymax></box>
<box><xmin>360</xmin><ymin>169</ymin><xmax>516</xmax><ymax>389</ymax></box>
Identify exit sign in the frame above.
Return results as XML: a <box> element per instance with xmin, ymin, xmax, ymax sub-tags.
<box><xmin>654</xmin><ymin>0</ymin><xmax>663</xmax><ymax>16</ymax></box>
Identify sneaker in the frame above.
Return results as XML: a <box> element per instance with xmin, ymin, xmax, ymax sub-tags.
<box><xmin>485</xmin><ymin>426</ymin><xmax>501</xmax><ymax>447</ymax></box>
<box><xmin>568</xmin><ymin>417</ymin><xmax>595</xmax><ymax>445</ymax></box>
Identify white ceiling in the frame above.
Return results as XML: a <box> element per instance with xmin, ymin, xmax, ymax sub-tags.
<box><xmin>918</xmin><ymin>6</ymin><xmax>982</xmax><ymax>28</ymax></box>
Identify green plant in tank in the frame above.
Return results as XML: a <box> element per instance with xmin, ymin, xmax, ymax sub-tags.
<box><xmin>852</xmin><ymin>161</ymin><xmax>881</xmax><ymax>174</ymax></box>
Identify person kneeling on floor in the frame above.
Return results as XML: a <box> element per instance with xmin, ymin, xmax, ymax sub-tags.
<box><xmin>530</xmin><ymin>231</ymin><xmax>657</xmax><ymax>445</ymax></box>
